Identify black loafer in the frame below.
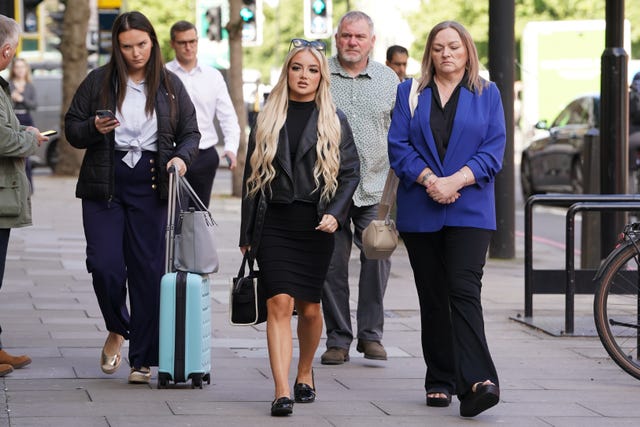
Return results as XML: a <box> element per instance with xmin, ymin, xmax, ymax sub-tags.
<box><xmin>270</xmin><ymin>397</ymin><xmax>294</xmax><ymax>416</ymax></box>
<box><xmin>460</xmin><ymin>382</ymin><xmax>499</xmax><ymax>417</ymax></box>
<box><xmin>294</xmin><ymin>370</ymin><xmax>316</xmax><ymax>403</ymax></box>
<box><xmin>294</xmin><ymin>382</ymin><xmax>316</xmax><ymax>403</ymax></box>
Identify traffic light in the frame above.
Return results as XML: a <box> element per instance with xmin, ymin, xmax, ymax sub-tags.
<box><xmin>47</xmin><ymin>10</ymin><xmax>65</xmax><ymax>51</ymax></box>
<box><xmin>240</xmin><ymin>0</ymin><xmax>262</xmax><ymax>46</ymax></box>
<box><xmin>23</xmin><ymin>0</ymin><xmax>45</xmax><ymax>33</ymax></box>
<box><xmin>205</xmin><ymin>6</ymin><xmax>222</xmax><ymax>42</ymax></box>
<box><xmin>304</xmin><ymin>0</ymin><xmax>332</xmax><ymax>39</ymax></box>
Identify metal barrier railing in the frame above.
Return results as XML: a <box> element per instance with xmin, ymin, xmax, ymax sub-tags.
<box><xmin>524</xmin><ymin>194</ymin><xmax>640</xmax><ymax>334</ymax></box>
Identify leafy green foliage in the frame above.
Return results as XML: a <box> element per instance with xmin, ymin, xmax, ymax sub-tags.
<box><xmin>122</xmin><ymin>0</ymin><xmax>640</xmax><ymax>81</ymax></box>
<box><xmin>125</xmin><ymin>0</ymin><xmax>196</xmax><ymax>60</ymax></box>
<box><xmin>406</xmin><ymin>0</ymin><xmax>640</xmax><ymax>79</ymax></box>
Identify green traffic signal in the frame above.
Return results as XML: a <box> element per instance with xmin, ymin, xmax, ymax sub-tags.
<box><xmin>312</xmin><ymin>0</ymin><xmax>326</xmax><ymax>15</ymax></box>
<box><xmin>240</xmin><ymin>7</ymin><xmax>255</xmax><ymax>23</ymax></box>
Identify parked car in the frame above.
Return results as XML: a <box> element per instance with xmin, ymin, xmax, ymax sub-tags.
<box><xmin>30</xmin><ymin>71</ymin><xmax>62</xmax><ymax>171</ymax></box>
<box><xmin>520</xmin><ymin>94</ymin><xmax>640</xmax><ymax>199</ymax></box>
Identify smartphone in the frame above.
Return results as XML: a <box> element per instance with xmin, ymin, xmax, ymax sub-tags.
<box><xmin>41</xmin><ymin>130</ymin><xmax>57</xmax><ymax>137</ymax></box>
<box><xmin>224</xmin><ymin>154</ymin><xmax>232</xmax><ymax>166</ymax></box>
<box><xmin>96</xmin><ymin>109</ymin><xmax>117</xmax><ymax>121</ymax></box>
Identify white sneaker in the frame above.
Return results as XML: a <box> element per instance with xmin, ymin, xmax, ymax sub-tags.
<box><xmin>128</xmin><ymin>367</ymin><xmax>151</xmax><ymax>384</ymax></box>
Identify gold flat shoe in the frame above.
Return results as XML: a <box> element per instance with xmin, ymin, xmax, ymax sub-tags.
<box><xmin>100</xmin><ymin>350</ymin><xmax>121</xmax><ymax>374</ymax></box>
<box><xmin>100</xmin><ymin>333</ymin><xmax>123</xmax><ymax>374</ymax></box>
<box><xmin>128</xmin><ymin>367</ymin><xmax>151</xmax><ymax>384</ymax></box>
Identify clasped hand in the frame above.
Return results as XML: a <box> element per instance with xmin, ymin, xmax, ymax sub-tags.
<box><xmin>426</xmin><ymin>176</ymin><xmax>460</xmax><ymax>204</ymax></box>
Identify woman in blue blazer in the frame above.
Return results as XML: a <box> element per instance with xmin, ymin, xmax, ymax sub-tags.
<box><xmin>388</xmin><ymin>21</ymin><xmax>506</xmax><ymax>417</ymax></box>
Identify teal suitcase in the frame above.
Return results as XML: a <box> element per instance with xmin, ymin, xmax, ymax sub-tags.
<box><xmin>158</xmin><ymin>271</ymin><xmax>211</xmax><ymax>388</ymax></box>
<box><xmin>158</xmin><ymin>167</ymin><xmax>211</xmax><ymax>388</ymax></box>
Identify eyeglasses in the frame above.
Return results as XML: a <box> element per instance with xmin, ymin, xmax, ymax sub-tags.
<box><xmin>174</xmin><ymin>39</ymin><xmax>198</xmax><ymax>47</ymax></box>
<box><xmin>289</xmin><ymin>38</ymin><xmax>326</xmax><ymax>54</ymax></box>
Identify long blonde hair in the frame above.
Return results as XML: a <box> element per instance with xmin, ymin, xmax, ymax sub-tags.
<box><xmin>418</xmin><ymin>21</ymin><xmax>487</xmax><ymax>95</ymax></box>
<box><xmin>246</xmin><ymin>46</ymin><xmax>341</xmax><ymax>203</ymax></box>
<box><xmin>9</xmin><ymin>58</ymin><xmax>32</xmax><ymax>83</ymax></box>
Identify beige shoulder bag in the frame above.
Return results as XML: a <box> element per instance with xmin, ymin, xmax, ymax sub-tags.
<box><xmin>362</xmin><ymin>79</ymin><xmax>420</xmax><ymax>260</ymax></box>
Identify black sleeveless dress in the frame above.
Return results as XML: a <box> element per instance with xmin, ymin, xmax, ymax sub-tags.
<box><xmin>256</xmin><ymin>100</ymin><xmax>334</xmax><ymax>303</ymax></box>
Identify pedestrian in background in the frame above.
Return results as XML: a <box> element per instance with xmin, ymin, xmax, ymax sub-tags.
<box><xmin>64</xmin><ymin>11</ymin><xmax>200</xmax><ymax>385</ymax></box>
<box><xmin>167</xmin><ymin>20</ymin><xmax>240</xmax><ymax>207</ymax></box>
<box><xmin>629</xmin><ymin>71</ymin><xmax>640</xmax><ymax>126</ymax></box>
<box><xmin>386</xmin><ymin>44</ymin><xmax>409</xmax><ymax>81</ymax></box>
<box><xmin>239</xmin><ymin>39</ymin><xmax>360</xmax><ymax>416</ymax></box>
<box><xmin>387</xmin><ymin>20</ymin><xmax>504</xmax><ymax>417</ymax></box>
<box><xmin>0</xmin><ymin>15</ymin><xmax>48</xmax><ymax>378</ymax></box>
<box><xmin>9</xmin><ymin>57</ymin><xmax>37</xmax><ymax>127</ymax></box>
<box><xmin>9</xmin><ymin>57</ymin><xmax>37</xmax><ymax>192</ymax></box>
<box><xmin>321</xmin><ymin>10</ymin><xmax>398</xmax><ymax>365</ymax></box>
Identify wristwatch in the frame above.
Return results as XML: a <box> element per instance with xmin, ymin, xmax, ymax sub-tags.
<box><xmin>421</xmin><ymin>172</ymin><xmax>433</xmax><ymax>186</ymax></box>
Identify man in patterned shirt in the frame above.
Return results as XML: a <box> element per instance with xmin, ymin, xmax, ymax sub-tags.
<box><xmin>321</xmin><ymin>10</ymin><xmax>398</xmax><ymax>365</ymax></box>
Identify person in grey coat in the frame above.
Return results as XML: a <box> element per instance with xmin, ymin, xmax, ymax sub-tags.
<box><xmin>0</xmin><ymin>15</ymin><xmax>49</xmax><ymax>377</ymax></box>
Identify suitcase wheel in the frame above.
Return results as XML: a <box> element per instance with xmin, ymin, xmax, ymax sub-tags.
<box><xmin>158</xmin><ymin>372</ymin><xmax>171</xmax><ymax>389</ymax></box>
<box><xmin>204</xmin><ymin>373</ymin><xmax>211</xmax><ymax>385</ymax></box>
<box><xmin>191</xmin><ymin>373</ymin><xmax>203</xmax><ymax>389</ymax></box>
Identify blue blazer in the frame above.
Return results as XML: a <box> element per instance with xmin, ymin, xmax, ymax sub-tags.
<box><xmin>388</xmin><ymin>78</ymin><xmax>506</xmax><ymax>232</ymax></box>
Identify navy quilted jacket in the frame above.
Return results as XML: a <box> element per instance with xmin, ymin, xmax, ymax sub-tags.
<box><xmin>64</xmin><ymin>66</ymin><xmax>200</xmax><ymax>200</ymax></box>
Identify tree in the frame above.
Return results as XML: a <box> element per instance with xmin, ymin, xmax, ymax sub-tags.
<box><xmin>405</xmin><ymin>0</ymin><xmax>640</xmax><ymax>79</ymax></box>
<box><xmin>55</xmin><ymin>0</ymin><xmax>89</xmax><ymax>176</ymax></box>
<box><xmin>227</xmin><ymin>0</ymin><xmax>249</xmax><ymax>197</ymax></box>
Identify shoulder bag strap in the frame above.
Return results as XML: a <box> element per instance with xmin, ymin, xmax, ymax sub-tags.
<box><xmin>377</xmin><ymin>170</ymin><xmax>400</xmax><ymax>221</ymax></box>
<box><xmin>377</xmin><ymin>79</ymin><xmax>418</xmax><ymax>221</ymax></box>
<box><xmin>409</xmin><ymin>77</ymin><xmax>420</xmax><ymax>118</ymax></box>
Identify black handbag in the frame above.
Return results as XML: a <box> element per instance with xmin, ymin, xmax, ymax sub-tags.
<box><xmin>229</xmin><ymin>253</ymin><xmax>267</xmax><ymax>325</ymax></box>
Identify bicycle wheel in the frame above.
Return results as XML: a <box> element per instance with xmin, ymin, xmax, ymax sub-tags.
<box><xmin>594</xmin><ymin>240</ymin><xmax>640</xmax><ymax>380</ymax></box>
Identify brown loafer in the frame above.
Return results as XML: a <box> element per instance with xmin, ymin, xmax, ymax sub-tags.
<box><xmin>0</xmin><ymin>349</ymin><xmax>31</xmax><ymax>369</ymax></box>
<box><xmin>356</xmin><ymin>339</ymin><xmax>387</xmax><ymax>360</ymax></box>
<box><xmin>0</xmin><ymin>363</ymin><xmax>13</xmax><ymax>377</ymax></box>
<box><xmin>320</xmin><ymin>347</ymin><xmax>350</xmax><ymax>365</ymax></box>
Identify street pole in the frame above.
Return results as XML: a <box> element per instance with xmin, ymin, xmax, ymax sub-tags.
<box><xmin>600</xmin><ymin>0</ymin><xmax>628</xmax><ymax>256</ymax></box>
<box><xmin>488</xmin><ymin>0</ymin><xmax>515</xmax><ymax>259</ymax></box>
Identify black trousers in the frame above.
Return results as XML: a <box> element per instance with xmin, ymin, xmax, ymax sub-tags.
<box><xmin>82</xmin><ymin>152</ymin><xmax>166</xmax><ymax>368</ymax></box>
<box><xmin>401</xmin><ymin>227</ymin><xmax>499</xmax><ymax>399</ymax></box>
<box><xmin>184</xmin><ymin>146</ymin><xmax>220</xmax><ymax>209</ymax></box>
<box><xmin>0</xmin><ymin>228</ymin><xmax>10</xmax><ymax>349</ymax></box>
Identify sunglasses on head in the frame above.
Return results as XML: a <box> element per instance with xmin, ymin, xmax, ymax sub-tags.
<box><xmin>289</xmin><ymin>38</ymin><xmax>326</xmax><ymax>54</ymax></box>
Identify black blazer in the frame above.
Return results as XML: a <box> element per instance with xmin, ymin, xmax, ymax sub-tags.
<box><xmin>239</xmin><ymin>108</ymin><xmax>360</xmax><ymax>252</ymax></box>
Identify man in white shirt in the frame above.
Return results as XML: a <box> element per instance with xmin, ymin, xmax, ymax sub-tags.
<box><xmin>167</xmin><ymin>21</ymin><xmax>240</xmax><ymax>207</ymax></box>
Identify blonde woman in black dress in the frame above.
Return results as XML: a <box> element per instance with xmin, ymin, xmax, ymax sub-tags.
<box><xmin>239</xmin><ymin>39</ymin><xmax>360</xmax><ymax>416</ymax></box>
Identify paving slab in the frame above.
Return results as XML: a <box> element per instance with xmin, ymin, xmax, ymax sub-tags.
<box><xmin>0</xmin><ymin>171</ymin><xmax>639</xmax><ymax>426</ymax></box>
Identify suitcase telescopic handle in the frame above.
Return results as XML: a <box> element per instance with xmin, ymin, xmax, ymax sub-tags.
<box><xmin>165</xmin><ymin>165</ymin><xmax>179</xmax><ymax>274</ymax></box>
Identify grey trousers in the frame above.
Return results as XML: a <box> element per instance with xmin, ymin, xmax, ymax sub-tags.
<box><xmin>322</xmin><ymin>203</ymin><xmax>391</xmax><ymax>349</ymax></box>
